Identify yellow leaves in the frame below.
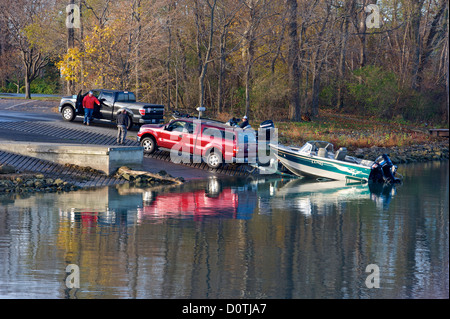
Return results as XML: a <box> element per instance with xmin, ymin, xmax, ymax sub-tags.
<box><xmin>57</xmin><ymin>22</ymin><xmax>122</xmax><ymax>87</ymax></box>
<box><xmin>57</xmin><ymin>48</ymin><xmax>83</xmax><ymax>82</ymax></box>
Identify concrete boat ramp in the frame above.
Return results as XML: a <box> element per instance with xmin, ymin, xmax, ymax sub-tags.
<box><xmin>0</xmin><ymin>118</ymin><xmax>256</xmax><ymax>187</ymax></box>
<box><xmin>0</xmin><ymin>148</ymin><xmax>124</xmax><ymax>188</ymax></box>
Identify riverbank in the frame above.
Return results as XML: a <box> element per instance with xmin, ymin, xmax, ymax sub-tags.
<box><xmin>273</xmin><ymin>108</ymin><xmax>449</xmax><ymax>165</ymax></box>
<box><xmin>349</xmin><ymin>140</ymin><xmax>449</xmax><ymax>164</ymax></box>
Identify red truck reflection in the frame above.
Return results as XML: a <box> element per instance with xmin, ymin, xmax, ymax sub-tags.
<box><xmin>138</xmin><ymin>188</ymin><xmax>239</xmax><ymax>221</ymax></box>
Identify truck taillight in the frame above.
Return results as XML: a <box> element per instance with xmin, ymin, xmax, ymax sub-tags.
<box><xmin>139</xmin><ymin>108</ymin><xmax>146</xmax><ymax>116</ymax></box>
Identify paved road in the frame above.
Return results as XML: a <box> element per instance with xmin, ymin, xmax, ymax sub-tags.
<box><xmin>0</xmin><ymin>99</ymin><xmax>241</xmax><ymax>180</ymax></box>
<box><xmin>0</xmin><ymin>93</ymin><xmax>62</xmax><ymax>99</ymax></box>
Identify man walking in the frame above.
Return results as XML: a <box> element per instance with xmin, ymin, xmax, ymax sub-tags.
<box><xmin>116</xmin><ymin>110</ymin><xmax>129</xmax><ymax>144</ymax></box>
<box><xmin>82</xmin><ymin>91</ymin><xmax>100</xmax><ymax>125</ymax></box>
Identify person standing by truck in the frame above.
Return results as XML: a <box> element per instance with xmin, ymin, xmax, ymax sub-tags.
<box><xmin>82</xmin><ymin>91</ymin><xmax>100</xmax><ymax>125</ymax></box>
<box><xmin>116</xmin><ymin>109</ymin><xmax>129</xmax><ymax>144</ymax></box>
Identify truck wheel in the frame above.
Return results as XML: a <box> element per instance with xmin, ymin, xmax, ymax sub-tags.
<box><xmin>206</xmin><ymin>149</ymin><xmax>223</xmax><ymax>169</ymax></box>
<box><xmin>62</xmin><ymin>106</ymin><xmax>75</xmax><ymax>122</ymax></box>
<box><xmin>126</xmin><ymin>115</ymin><xmax>133</xmax><ymax>130</ymax></box>
<box><xmin>141</xmin><ymin>136</ymin><xmax>157</xmax><ymax>154</ymax></box>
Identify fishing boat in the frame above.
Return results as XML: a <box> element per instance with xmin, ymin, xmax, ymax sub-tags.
<box><xmin>269</xmin><ymin>141</ymin><xmax>401</xmax><ymax>183</ymax></box>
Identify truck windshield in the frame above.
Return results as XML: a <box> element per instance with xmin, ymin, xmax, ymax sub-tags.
<box><xmin>116</xmin><ymin>92</ymin><xmax>136</xmax><ymax>102</ymax></box>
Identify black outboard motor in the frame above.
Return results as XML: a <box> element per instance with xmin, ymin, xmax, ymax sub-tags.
<box><xmin>370</xmin><ymin>154</ymin><xmax>401</xmax><ymax>184</ymax></box>
<box><xmin>259</xmin><ymin>120</ymin><xmax>274</xmax><ymax>142</ymax></box>
<box><xmin>369</xmin><ymin>162</ymin><xmax>384</xmax><ymax>183</ymax></box>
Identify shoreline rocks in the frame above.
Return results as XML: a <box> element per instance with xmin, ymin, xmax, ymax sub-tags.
<box><xmin>0</xmin><ymin>165</ymin><xmax>185</xmax><ymax>196</ymax></box>
<box><xmin>0</xmin><ymin>173</ymin><xmax>80</xmax><ymax>194</ymax></box>
<box><xmin>114</xmin><ymin>166</ymin><xmax>184</xmax><ymax>187</ymax></box>
<box><xmin>349</xmin><ymin>141</ymin><xmax>449</xmax><ymax>164</ymax></box>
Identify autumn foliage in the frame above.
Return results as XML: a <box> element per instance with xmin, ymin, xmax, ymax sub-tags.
<box><xmin>0</xmin><ymin>0</ymin><xmax>448</xmax><ymax>125</ymax></box>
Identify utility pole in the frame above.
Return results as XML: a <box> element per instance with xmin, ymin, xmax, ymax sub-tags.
<box><xmin>67</xmin><ymin>0</ymin><xmax>75</xmax><ymax>95</ymax></box>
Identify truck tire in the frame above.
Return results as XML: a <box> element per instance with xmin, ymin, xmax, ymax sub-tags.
<box><xmin>141</xmin><ymin>136</ymin><xmax>157</xmax><ymax>154</ymax></box>
<box><xmin>206</xmin><ymin>149</ymin><xmax>223</xmax><ymax>169</ymax></box>
<box><xmin>126</xmin><ymin>114</ymin><xmax>133</xmax><ymax>130</ymax></box>
<box><xmin>62</xmin><ymin>105</ymin><xmax>75</xmax><ymax>122</ymax></box>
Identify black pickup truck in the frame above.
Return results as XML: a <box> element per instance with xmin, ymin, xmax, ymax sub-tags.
<box><xmin>58</xmin><ymin>89</ymin><xmax>164</xmax><ymax>129</ymax></box>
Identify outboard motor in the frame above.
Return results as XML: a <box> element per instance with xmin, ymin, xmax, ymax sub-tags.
<box><xmin>369</xmin><ymin>162</ymin><xmax>384</xmax><ymax>183</ymax></box>
<box><xmin>371</xmin><ymin>154</ymin><xmax>401</xmax><ymax>184</ymax></box>
<box><xmin>259</xmin><ymin>120</ymin><xmax>275</xmax><ymax>142</ymax></box>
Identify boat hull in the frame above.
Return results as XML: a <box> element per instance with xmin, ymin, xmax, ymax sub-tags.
<box><xmin>272</xmin><ymin>144</ymin><xmax>371</xmax><ymax>181</ymax></box>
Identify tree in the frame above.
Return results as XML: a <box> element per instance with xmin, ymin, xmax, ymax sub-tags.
<box><xmin>0</xmin><ymin>0</ymin><xmax>53</xmax><ymax>99</ymax></box>
<box><xmin>194</xmin><ymin>0</ymin><xmax>217</xmax><ymax>111</ymax></box>
<box><xmin>337</xmin><ymin>0</ymin><xmax>355</xmax><ymax>110</ymax></box>
<box><xmin>286</xmin><ymin>0</ymin><xmax>301</xmax><ymax>121</ymax></box>
<box><xmin>216</xmin><ymin>0</ymin><xmax>243</xmax><ymax>114</ymax></box>
<box><xmin>413</xmin><ymin>0</ymin><xmax>447</xmax><ymax>91</ymax></box>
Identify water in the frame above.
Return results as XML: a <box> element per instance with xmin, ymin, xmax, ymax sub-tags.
<box><xmin>0</xmin><ymin>161</ymin><xmax>448</xmax><ymax>299</ymax></box>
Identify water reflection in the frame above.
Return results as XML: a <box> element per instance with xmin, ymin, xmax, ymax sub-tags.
<box><xmin>0</xmin><ymin>161</ymin><xmax>448</xmax><ymax>299</ymax></box>
<box><xmin>53</xmin><ymin>177</ymin><xmax>397</xmax><ymax>224</ymax></box>
<box><xmin>272</xmin><ymin>178</ymin><xmax>397</xmax><ymax>215</ymax></box>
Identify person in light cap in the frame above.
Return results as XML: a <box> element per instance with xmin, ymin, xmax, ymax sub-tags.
<box><xmin>240</xmin><ymin>115</ymin><xmax>249</xmax><ymax>128</ymax></box>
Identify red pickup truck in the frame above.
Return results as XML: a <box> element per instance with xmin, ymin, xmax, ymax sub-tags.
<box><xmin>137</xmin><ymin>118</ymin><xmax>257</xmax><ymax>169</ymax></box>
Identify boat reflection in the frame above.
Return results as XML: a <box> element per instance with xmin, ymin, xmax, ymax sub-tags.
<box><xmin>272</xmin><ymin>178</ymin><xmax>397</xmax><ymax>214</ymax></box>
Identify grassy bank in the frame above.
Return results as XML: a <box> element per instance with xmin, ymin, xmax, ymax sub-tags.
<box><xmin>275</xmin><ymin>108</ymin><xmax>448</xmax><ymax>151</ymax></box>
<box><xmin>0</xmin><ymin>95</ymin><xmax>61</xmax><ymax>102</ymax></box>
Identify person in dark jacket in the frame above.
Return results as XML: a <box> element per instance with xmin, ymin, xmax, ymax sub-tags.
<box><xmin>239</xmin><ymin>115</ymin><xmax>249</xmax><ymax>129</ymax></box>
<box><xmin>116</xmin><ymin>110</ymin><xmax>129</xmax><ymax>144</ymax></box>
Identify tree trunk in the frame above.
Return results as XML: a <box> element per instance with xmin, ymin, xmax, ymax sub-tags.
<box><xmin>167</xmin><ymin>22</ymin><xmax>172</xmax><ymax>110</ymax></box>
<box><xmin>24</xmin><ymin>76</ymin><xmax>31</xmax><ymax>99</ymax></box>
<box><xmin>135</xmin><ymin>0</ymin><xmax>141</xmax><ymax>99</ymax></box>
<box><xmin>414</xmin><ymin>0</ymin><xmax>447</xmax><ymax>91</ymax></box>
<box><xmin>311</xmin><ymin>69</ymin><xmax>320</xmax><ymax>117</ymax></box>
<box><xmin>410</xmin><ymin>0</ymin><xmax>425</xmax><ymax>91</ymax></box>
<box><xmin>198</xmin><ymin>0</ymin><xmax>217</xmax><ymax>111</ymax></box>
<box><xmin>217</xmin><ymin>30</ymin><xmax>227</xmax><ymax>114</ymax></box>
<box><xmin>337</xmin><ymin>0</ymin><xmax>353</xmax><ymax>110</ymax></box>
<box><xmin>79</xmin><ymin>0</ymin><xmax>85</xmax><ymax>93</ymax></box>
<box><xmin>286</xmin><ymin>0</ymin><xmax>301</xmax><ymax>121</ymax></box>
<box><xmin>244</xmin><ymin>64</ymin><xmax>251</xmax><ymax>116</ymax></box>
<box><xmin>356</xmin><ymin>0</ymin><xmax>371</xmax><ymax>70</ymax></box>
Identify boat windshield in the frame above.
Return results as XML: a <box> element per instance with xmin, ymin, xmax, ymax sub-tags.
<box><xmin>300</xmin><ymin>141</ymin><xmax>334</xmax><ymax>153</ymax></box>
<box><xmin>298</xmin><ymin>143</ymin><xmax>313</xmax><ymax>153</ymax></box>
